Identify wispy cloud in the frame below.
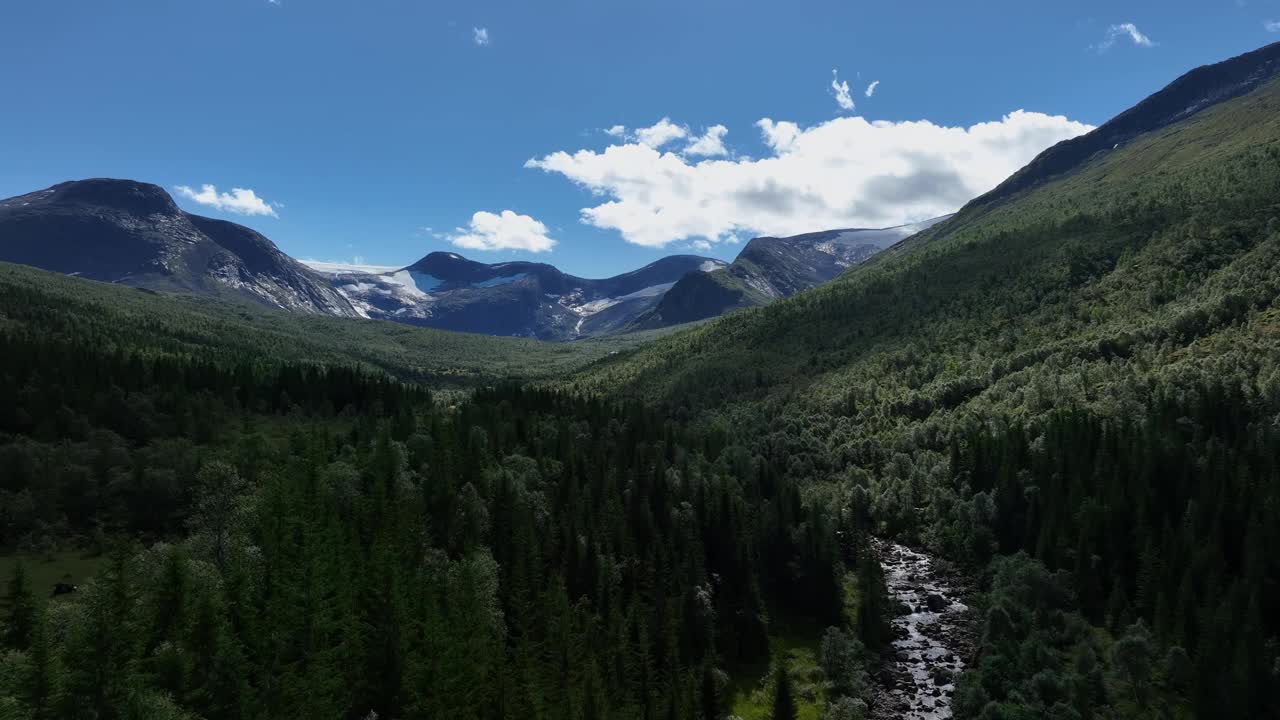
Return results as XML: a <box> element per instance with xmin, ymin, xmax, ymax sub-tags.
<box><xmin>473</xmin><ymin>27</ymin><xmax>490</xmax><ymax>46</ymax></box>
<box><xmin>448</xmin><ymin>210</ymin><xmax>556</xmax><ymax>252</ymax></box>
<box><xmin>1266</xmin><ymin>19</ymin><xmax>1280</xmax><ymax>32</ymax></box>
<box><xmin>174</xmin><ymin>184</ymin><xmax>278</xmax><ymax>217</ymax></box>
<box><xmin>865</xmin><ymin>80</ymin><xmax>880</xmax><ymax>98</ymax></box>
<box><xmin>1098</xmin><ymin>22</ymin><xmax>1154</xmax><ymax>52</ymax></box>
<box><xmin>831</xmin><ymin>69</ymin><xmax>854</xmax><ymax>112</ymax></box>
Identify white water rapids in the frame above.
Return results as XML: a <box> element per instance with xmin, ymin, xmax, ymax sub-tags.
<box><xmin>871</xmin><ymin>542</ymin><xmax>972</xmax><ymax>720</ymax></box>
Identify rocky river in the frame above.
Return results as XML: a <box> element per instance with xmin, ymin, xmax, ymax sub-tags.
<box><xmin>869</xmin><ymin>541</ymin><xmax>976</xmax><ymax>720</ymax></box>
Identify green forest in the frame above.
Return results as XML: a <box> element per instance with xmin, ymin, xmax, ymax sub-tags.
<box><xmin>4</xmin><ymin>46</ymin><xmax>1280</xmax><ymax>720</ymax></box>
<box><xmin>0</xmin><ymin>305</ymin><xmax>893</xmax><ymax>719</ymax></box>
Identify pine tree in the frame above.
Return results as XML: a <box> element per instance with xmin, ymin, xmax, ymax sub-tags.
<box><xmin>2</xmin><ymin>561</ymin><xmax>36</xmax><ymax>651</ymax></box>
<box><xmin>699</xmin><ymin>662</ymin><xmax>720</xmax><ymax>720</ymax></box>
<box><xmin>770</xmin><ymin>658</ymin><xmax>797</xmax><ymax>720</ymax></box>
<box><xmin>21</xmin><ymin>604</ymin><xmax>60</xmax><ymax>719</ymax></box>
<box><xmin>1111</xmin><ymin>620</ymin><xmax>1153</xmax><ymax>708</ymax></box>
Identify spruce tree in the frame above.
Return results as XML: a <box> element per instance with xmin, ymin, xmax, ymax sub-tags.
<box><xmin>2</xmin><ymin>561</ymin><xmax>36</xmax><ymax>651</ymax></box>
<box><xmin>770</xmin><ymin>658</ymin><xmax>797</xmax><ymax>720</ymax></box>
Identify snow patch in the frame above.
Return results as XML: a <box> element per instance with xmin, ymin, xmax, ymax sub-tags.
<box><xmin>473</xmin><ymin>273</ymin><xmax>527</xmax><ymax>288</ymax></box>
<box><xmin>300</xmin><ymin>259</ymin><xmax>400</xmax><ymax>274</ymax></box>
<box><xmin>617</xmin><ymin>282</ymin><xmax>675</xmax><ymax>300</ymax></box>
<box><xmin>383</xmin><ymin>270</ymin><xmax>430</xmax><ymax>298</ymax></box>
<box><xmin>408</xmin><ymin>271</ymin><xmax>443</xmax><ymax>292</ymax></box>
<box><xmin>573</xmin><ymin>298</ymin><xmax>621</xmax><ymax>315</ymax></box>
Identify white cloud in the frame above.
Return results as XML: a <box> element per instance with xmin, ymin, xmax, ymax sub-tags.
<box><xmin>690</xmin><ymin>239</ymin><xmax>712</xmax><ymax>252</ymax></box>
<box><xmin>756</xmin><ymin>118</ymin><xmax>802</xmax><ymax>153</ymax></box>
<box><xmin>174</xmin><ymin>184</ymin><xmax>278</xmax><ymax>217</ymax></box>
<box><xmin>448</xmin><ymin>210</ymin><xmax>556</xmax><ymax>252</ymax></box>
<box><xmin>633</xmin><ymin>118</ymin><xmax>688</xmax><ymax>148</ymax></box>
<box><xmin>865</xmin><ymin>80</ymin><xmax>880</xmax><ymax>98</ymax></box>
<box><xmin>525</xmin><ymin>111</ymin><xmax>1094</xmax><ymax>248</ymax></box>
<box><xmin>831</xmin><ymin>69</ymin><xmax>854</xmax><ymax>112</ymax></box>
<box><xmin>1099</xmin><ymin>22</ymin><xmax>1154</xmax><ymax>51</ymax></box>
<box><xmin>684</xmin><ymin>125</ymin><xmax>729</xmax><ymax>157</ymax></box>
<box><xmin>473</xmin><ymin>27</ymin><xmax>490</xmax><ymax>46</ymax></box>
<box><xmin>1266</xmin><ymin>19</ymin><xmax>1280</xmax><ymax>32</ymax></box>
<box><xmin>605</xmin><ymin>125</ymin><xmax>627</xmax><ymax>137</ymax></box>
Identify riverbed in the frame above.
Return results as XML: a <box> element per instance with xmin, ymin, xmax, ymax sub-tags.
<box><xmin>870</xmin><ymin>541</ymin><xmax>975</xmax><ymax>720</ymax></box>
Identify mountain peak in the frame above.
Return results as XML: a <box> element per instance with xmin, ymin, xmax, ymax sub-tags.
<box><xmin>0</xmin><ymin>178</ymin><xmax>357</xmax><ymax>317</ymax></box>
<box><xmin>46</xmin><ymin>178</ymin><xmax>179</xmax><ymax>216</ymax></box>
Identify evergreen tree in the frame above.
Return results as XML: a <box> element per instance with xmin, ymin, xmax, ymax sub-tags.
<box><xmin>769</xmin><ymin>658</ymin><xmax>797</xmax><ymax>720</ymax></box>
<box><xmin>2</xmin><ymin>562</ymin><xmax>36</xmax><ymax>651</ymax></box>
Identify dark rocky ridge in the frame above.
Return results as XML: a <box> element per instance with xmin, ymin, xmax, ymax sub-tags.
<box><xmin>316</xmin><ymin>251</ymin><xmax>726</xmax><ymax>341</ymax></box>
<box><xmin>637</xmin><ymin>218</ymin><xmax>950</xmax><ymax>329</ymax></box>
<box><xmin>0</xmin><ymin>179</ymin><xmax>358</xmax><ymax>316</ymax></box>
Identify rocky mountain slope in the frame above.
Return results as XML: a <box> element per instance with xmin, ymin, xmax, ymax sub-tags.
<box><xmin>636</xmin><ymin>219</ymin><xmax>948</xmax><ymax>328</ymax></box>
<box><xmin>0</xmin><ymin>179</ymin><xmax>357</xmax><ymax>316</ymax></box>
<box><xmin>308</xmin><ymin>252</ymin><xmax>726</xmax><ymax>340</ymax></box>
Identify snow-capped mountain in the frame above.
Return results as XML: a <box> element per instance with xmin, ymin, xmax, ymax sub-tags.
<box><xmin>306</xmin><ymin>251</ymin><xmax>727</xmax><ymax>340</ymax></box>
<box><xmin>635</xmin><ymin>217</ymin><xmax>952</xmax><ymax>328</ymax></box>
<box><xmin>0</xmin><ymin>179</ymin><xmax>358</xmax><ymax>317</ymax></box>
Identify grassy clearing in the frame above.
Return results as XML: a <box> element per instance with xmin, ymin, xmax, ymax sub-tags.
<box><xmin>0</xmin><ymin>549</ymin><xmax>107</xmax><ymax>604</ymax></box>
<box><xmin>726</xmin><ymin>621</ymin><xmax>827</xmax><ymax>720</ymax></box>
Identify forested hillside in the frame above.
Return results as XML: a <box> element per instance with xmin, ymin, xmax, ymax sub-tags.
<box><xmin>0</xmin><ymin>266</ymin><xmax>893</xmax><ymax>718</ymax></box>
<box><xmin>571</xmin><ymin>56</ymin><xmax>1280</xmax><ymax>718</ymax></box>
<box><xmin>0</xmin><ymin>262</ymin><xmax>657</xmax><ymax>388</ymax></box>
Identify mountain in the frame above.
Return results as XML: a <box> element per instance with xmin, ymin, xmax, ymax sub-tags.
<box><xmin>308</xmin><ymin>251</ymin><xmax>726</xmax><ymax>340</ymax></box>
<box><xmin>0</xmin><ymin>178</ymin><xmax>358</xmax><ymax>316</ymax></box>
<box><xmin>568</xmin><ymin>41</ymin><xmax>1280</xmax><ymax>718</ymax></box>
<box><xmin>583</xmin><ymin>42</ymin><xmax>1280</xmax><ymax>412</ymax></box>
<box><xmin>635</xmin><ymin>218</ymin><xmax>949</xmax><ymax>328</ymax></box>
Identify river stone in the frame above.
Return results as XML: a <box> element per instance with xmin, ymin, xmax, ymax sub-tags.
<box><xmin>926</xmin><ymin>593</ymin><xmax>948</xmax><ymax>612</ymax></box>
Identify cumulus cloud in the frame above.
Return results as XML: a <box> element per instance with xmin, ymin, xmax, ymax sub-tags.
<box><xmin>473</xmin><ymin>27</ymin><xmax>490</xmax><ymax>46</ymax></box>
<box><xmin>525</xmin><ymin>111</ymin><xmax>1094</xmax><ymax>248</ymax></box>
<box><xmin>633</xmin><ymin>118</ymin><xmax>688</xmax><ymax>148</ymax></box>
<box><xmin>865</xmin><ymin>80</ymin><xmax>880</xmax><ymax>98</ymax></box>
<box><xmin>174</xmin><ymin>184</ymin><xmax>278</xmax><ymax>217</ymax></box>
<box><xmin>831</xmin><ymin>69</ymin><xmax>854</xmax><ymax>112</ymax></box>
<box><xmin>602</xmin><ymin>121</ymin><xmax>728</xmax><ymax>156</ymax></box>
<box><xmin>684</xmin><ymin>125</ymin><xmax>729</xmax><ymax>157</ymax></box>
<box><xmin>1266</xmin><ymin>20</ymin><xmax>1280</xmax><ymax>32</ymax></box>
<box><xmin>448</xmin><ymin>210</ymin><xmax>556</xmax><ymax>252</ymax></box>
<box><xmin>1099</xmin><ymin>22</ymin><xmax>1154</xmax><ymax>51</ymax></box>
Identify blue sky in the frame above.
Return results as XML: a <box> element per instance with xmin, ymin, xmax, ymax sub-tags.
<box><xmin>2</xmin><ymin>0</ymin><xmax>1277</xmax><ymax>277</ymax></box>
